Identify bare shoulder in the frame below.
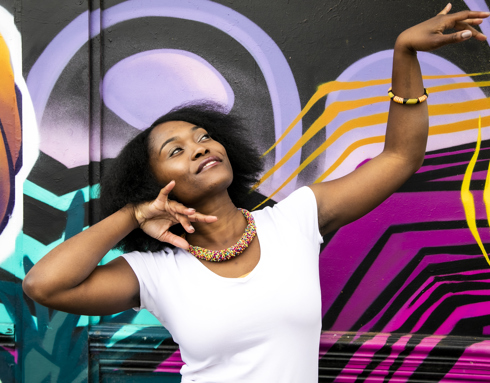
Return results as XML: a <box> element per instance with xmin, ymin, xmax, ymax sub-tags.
<box><xmin>308</xmin><ymin>153</ymin><xmax>417</xmax><ymax>236</ymax></box>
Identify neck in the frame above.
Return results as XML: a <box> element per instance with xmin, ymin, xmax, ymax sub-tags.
<box><xmin>186</xmin><ymin>191</ymin><xmax>247</xmax><ymax>250</ymax></box>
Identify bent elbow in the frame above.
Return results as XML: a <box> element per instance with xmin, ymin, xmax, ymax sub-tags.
<box><xmin>412</xmin><ymin>153</ymin><xmax>425</xmax><ymax>174</ymax></box>
<box><xmin>22</xmin><ymin>272</ymin><xmax>52</xmax><ymax>306</ymax></box>
<box><xmin>22</xmin><ymin>272</ymin><xmax>39</xmax><ymax>301</ymax></box>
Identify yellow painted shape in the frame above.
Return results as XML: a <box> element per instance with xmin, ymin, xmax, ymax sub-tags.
<box><xmin>461</xmin><ymin>116</ymin><xmax>490</xmax><ymax>266</ymax></box>
<box><xmin>484</xmin><ymin>156</ymin><xmax>490</xmax><ymax>230</ymax></box>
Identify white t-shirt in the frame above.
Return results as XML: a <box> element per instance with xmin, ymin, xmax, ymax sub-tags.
<box><xmin>123</xmin><ymin>186</ymin><xmax>323</xmax><ymax>383</ymax></box>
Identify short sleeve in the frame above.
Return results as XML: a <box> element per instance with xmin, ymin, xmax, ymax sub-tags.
<box><xmin>122</xmin><ymin>251</ymin><xmax>154</xmax><ymax>312</ymax></box>
<box><xmin>260</xmin><ymin>186</ymin><xmax>323</xmax><ymax>246</ymax></box>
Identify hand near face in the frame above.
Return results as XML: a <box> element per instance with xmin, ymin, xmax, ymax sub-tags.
<box><xmin>396</xmin><ymin>3</ymin><xmax>489</xmax><ymax>53</ymax></box>
<box><xmin>131</xmin><ymin>181</ymin><xmax>218</xmax><ymax>249</ymax></box>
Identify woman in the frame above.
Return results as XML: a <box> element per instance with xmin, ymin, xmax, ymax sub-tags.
<box><xmin>23</xmin><ymin>5</ymin><xmax>489</xmax><ymax>383</ymax></box>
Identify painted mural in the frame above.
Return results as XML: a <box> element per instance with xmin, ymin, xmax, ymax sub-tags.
<box><xmin>0</xmin><ymin>4</ymin><xmax>39</xmax><ymax>382</ymax></box>
<box><xmin>1</xmin><ymin>0</ymin><xmax>490</xmax><ymax>381</ymax></box>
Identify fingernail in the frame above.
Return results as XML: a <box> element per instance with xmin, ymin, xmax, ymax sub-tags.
<box><xmin>462</xmin><ymin>31</ymin><xmax>472</xmax><ymax>39</ymax></box>
<box><xmin>188</xmin><ymin>225</ymin><xmax>195</xmax><ymax>232</ymax></box>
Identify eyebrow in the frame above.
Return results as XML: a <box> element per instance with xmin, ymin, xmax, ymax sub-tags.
<box><xmin>159</xmin><ymin>125</ymin><xmax>201</xmax><ymax>154</ymax></box>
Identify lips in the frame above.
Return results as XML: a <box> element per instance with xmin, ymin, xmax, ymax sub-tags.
<box><xmin>197</xmin><ymin>156</ymin><xmax>221</xmax><ymax>173</ymax></box>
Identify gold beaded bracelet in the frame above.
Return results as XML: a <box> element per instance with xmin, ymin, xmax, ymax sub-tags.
<box><xmin>388</xmin><ymin>87</ymin><xmax>429</xmax><ymax>105</ymax></box>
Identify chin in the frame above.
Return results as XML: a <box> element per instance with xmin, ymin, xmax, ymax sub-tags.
<box><xmin>176</xmin><ymin>176</ymin><xmax>233</xmax><ymax>206</ymax></box>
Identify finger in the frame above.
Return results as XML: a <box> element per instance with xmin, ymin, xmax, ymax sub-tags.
<box><xmin>159</xmin><ymin>180</ymin><xmax>175</xmax><ymax>197</ymax></box>
<box><xmin>459</xmin><ymin>18</ymin><xmax>484</xmax><ymax>26</ymax></box>
<box><xmin>454</xmin><ymin>24</ymin><xmax>487</xmax><ymax>41</ymax></box>
<box><xmin>452</xmin><ymin>17</ymin><xmax>488</xmax><ymax>40</ymax></box>
<box><xmin>455</xmin><ymin>19</ymin><xmax>486</xmax><ymax>31</ymax></box>
<box><xmin>153</xmin><ymin>182</ymin><xmax>188</xmax><ymax>212</ymax></box>
<box><xmin>167</xmin><ymin>199</ymin><xmax>196</xmax><ymax>216</ymax></box>
<box><xmin>475</xmin><ymin>32</ymin><xmax>488</xmax><ymax>41</ymax></box>
<box><xmin>438</xmin><ymin>3</ymin><xmax>452</xmax><ymax>15</ymax></box>
<box><xmin>175</xmin><ymin>213</ymin><xmax>195</xmax><ymax>233</ymax></box>
<box><xmin>160</xmin><ymin>231</ymin><xmax>190</xmax><ymax>250</ymax></box>
<box><xmin>438</xmin><ymin>29</ymin><xmax>478</xmax><ymax>45</ymax></box>
<box><xmin>152</xmin><ymin>182</ymin><xmax>175</xmax><ymax>209</ymax></box>
<box><xmin>187</xmin><ymin>212</ymin><xmax>219</xmax><ymax>223</ymax></box>
<box><xmin>449</xmin><ymin>10</ymin><xmax>490</xmax><ymax>22</ymax></box>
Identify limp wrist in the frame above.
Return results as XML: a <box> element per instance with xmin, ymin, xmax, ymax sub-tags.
<box><xmin>394</xmin><ymin>31</ymin><xmax>418</xmax><ymax>56</ymax></box>
<box><xmin>121</xmin><ymin>204</ymin><xmax>141</xmax><ymax>230</ymax></box>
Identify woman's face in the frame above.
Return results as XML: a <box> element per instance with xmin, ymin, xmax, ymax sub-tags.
<box><xmin>148</xmin><ymin>120</ymin><xmax>233</xmax><ymax>205</ymax></box>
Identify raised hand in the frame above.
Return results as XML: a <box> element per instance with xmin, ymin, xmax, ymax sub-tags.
<box><xmin>397</xmin><ymin>3</ymin><xmax>489</xmax><ymax>53</ymax></box>
<box><xmin>132</xmin><ymin>181</ymin><xmax>217</xmax><ymax>249</ymax></box>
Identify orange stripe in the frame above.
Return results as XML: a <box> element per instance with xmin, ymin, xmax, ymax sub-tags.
<box><xmin>256</xmin><ymin>82</ymin><xmax>490</xmax><ymax>192</ymax></box>
<box><xmin>429</xmin><ymin>115</ymin><xmax>490</xmax><ymax>136</ymax></box>
<box><xmin>258</xmin><ymin>109</ymin><xmax>489</xmax><ymax>207</ymax></box>
<box><xmin>314</xmin><ymin>136</ymin><xmax>385</xmax><ymax>183</ymax></box>
<box><xmin>0</xmin><ymin>121</ymin><xmax>11</xmax><ymax>223</ymax></box>
<box><xmin>429</xmin><ymin>97</ymin><xmax>490</xmax><ymax>116</ymax></box>
<box><xmin>262</xmin><ymin>77</ymin><xmax>490</xmax><ymax>158</ymax></box>
<box><xmin>253</xmin><ymin>135</ymin><xmax>386</xmax><ymax>209</ymax></box>
<box><xmin>252</xmin><ymin>95</ymin><xmax>386</xmax><ymax>191</ymax></box>
<box><xmin>263</xmin><ymin>79</ymin><xmax>391</xmax><ymax>157</ymax></box>
<box><xmin>315</xmin><ymin>115</ymin><xmax>490</xmax><ymax>184</ymax></box>
<box><xmin>0</xmin><ymin>32</ymin><xmax>22</xmax><ymax>169</ymax></box>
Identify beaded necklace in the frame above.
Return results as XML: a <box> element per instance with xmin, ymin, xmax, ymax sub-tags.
<box><xmin>188</xmin><ymin>208</ymin><xmax>256</xmax><ymax>262</ymax></box>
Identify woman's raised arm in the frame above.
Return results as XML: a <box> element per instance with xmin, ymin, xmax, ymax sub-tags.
<box><xmin>22</xmin><ymin>181</ymin><xmax>216</xmax><ymax>315</ymax></box>
<box><xmin>310</xmin><ymin>4</ymin><xmax>490</xmax><ymax>235</ymax></box>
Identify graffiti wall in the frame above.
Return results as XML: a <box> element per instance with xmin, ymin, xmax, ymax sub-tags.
<box><xmin>1</xmin><ymin>0</ymin><xmax>490</xmax><ymax>381</ymax></box>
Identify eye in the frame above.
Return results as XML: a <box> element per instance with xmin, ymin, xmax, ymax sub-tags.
<box><xmin>169</xmin><ymin>147</ymin><xmax>183</xmax><ymax>157</ymax></box>
<box><xmin>199</xmin><ymin>133</ymin><xmax>210</xmax><ymax>142</ymax></box>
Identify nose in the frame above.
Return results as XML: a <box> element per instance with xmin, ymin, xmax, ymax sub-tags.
<box><xmin>192</xmin><ymin>143</ymin><xmax>209</xmax><ymax>160</ymax></box>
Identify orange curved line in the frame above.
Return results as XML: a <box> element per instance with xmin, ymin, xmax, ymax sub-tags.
<box><xmin>429</xmin><ymin>115</ymin><xmax>490</xmax><ymax>136</ymax></box>
<box><xmin>0</xmin><ymin>32</ymin><xmax>22</xmax><ymax>169</ymax></box>
<box><xmin>262</xmin><ymin>77</ymin><xmax>490</xmax><ymax>158</ymax></box>
<box><xmin>253</xmin><ymin>135</ymin><xmax>386</xmax><ymax>209</ymax></box>
<box><xmin>314</xmin><ymin>136</ymin><xmax>386</xmax><ymax>183</ymax></box>
<box><xmin>255</xmin><ymin>73</ymin><xmax>490</xmax><ymax>208</ymax></box>
<box><xmin>262</xmin><ymin>79</ymin><xmax>392</xmax><ymax>157</ymax></box>
<box><xmin>256</xmin><ymin>82</ymin><xmax>490</xmax><ymax>192</ymax></box>
<box><xmin>0</xmin><ymin>123</ymin><xmax>11</xmax><ymax>224</ymax></box>
<box><xmin>252</xmin><ymin>95</ymin><xmax>386</xmax><ymax>191</ymax></box>
<box><xmin>313</xmin><ymin>115</ymin><xmax>490</xmax><ymax>185</ymax></box>
<box><xmin>279</xmin><ymin>113</ymin><xmax>388</xmax><ymax>192</ymax></box>
<box><xmin>260</xmin><ymin>113</ymin><xmax>490</xmax><ymax>204</ymax></box>
<box><xmin>430</xmin><ymin>81</ymin><xmax>490</xmax><ymax>93</ymax></box>
<box><xmin>423</xmin><ymin>71</ymin><xmax>490</xmax><ymax>79</ymax></box>
<box><xmin>430</xmin><ymin>97</ymin><xmax>490</xmax><ymax>116</ymax></box>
